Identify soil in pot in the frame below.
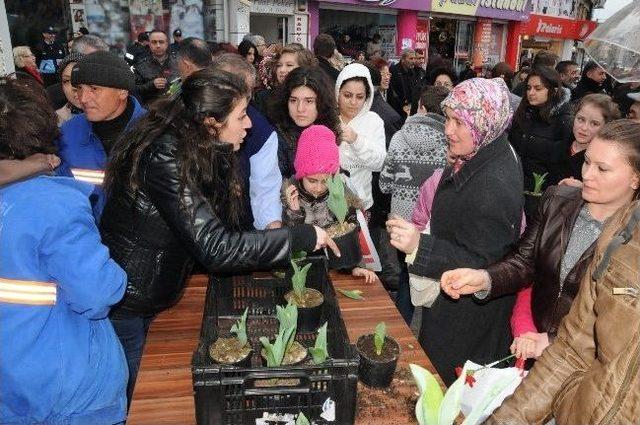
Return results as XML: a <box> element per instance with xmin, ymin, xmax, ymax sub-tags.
<box><xmin>325</xmin><ymin>222</ymin><xmax>362</xmax><ymax>271</ymax></box>
<box><xmin>209</xmin><ymin>337</ymin><xmax>252</xmax><ymax>367</ymax></box>
<box><xmin>284</xmin><ymin>288</ymin><xmax>324</xmax><ymax>333</ymax></box>
<box><xmin>356</xmin><ymin>334</ymin><xmax>400</xmax><ymax>388</ymax></box>
<box><xmin>260</xmin><ymin>340</ymin><xmax>308</xmax><ymax>367</ymax></box>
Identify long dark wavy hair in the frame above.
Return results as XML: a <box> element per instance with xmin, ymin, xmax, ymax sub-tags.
<box><xmin>105</xmin><ymin>69</ymin><xmax>250</xmax><ymax>228</ymax></box>
<box><xmin>515</xmin><ymin>65</ymin><xmax>563</xmax><ymax>124</ymax></box>
<box><xmin>0</xmin><ymin>78</ymin><xmax>59</xmax><ymax>160</ymax></box>
<box><xmin>267</xmin><ymin>66</ymin><xmax>341</xmax><ymax>149</ymax></box>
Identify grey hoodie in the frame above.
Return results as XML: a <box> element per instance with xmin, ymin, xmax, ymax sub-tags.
<box><xmin>379</xmin><ymin>112</ymin><xmax>448</xmax><ymax>220</ymax></box>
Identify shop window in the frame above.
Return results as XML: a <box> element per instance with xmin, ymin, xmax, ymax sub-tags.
<box><xmin>429</xmin><ymin>18</ymin><xmax>475</xmax><ymax>76</ymax></box>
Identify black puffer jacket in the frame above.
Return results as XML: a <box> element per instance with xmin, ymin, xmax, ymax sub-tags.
<box><xmin>101</xmin><ymin>133</ymin><xmax>315</xmax><ymax>317</ymax></box>
<box><xmin>510</xmin><ymin>87</ymin><xmax>574</xmax><ymax>193</ymax></box>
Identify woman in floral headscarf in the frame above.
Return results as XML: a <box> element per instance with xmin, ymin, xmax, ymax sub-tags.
<box><xmin>387</xmin><ymin>78</ymin><xmax>524</xmax><ymax>385</ymax></box>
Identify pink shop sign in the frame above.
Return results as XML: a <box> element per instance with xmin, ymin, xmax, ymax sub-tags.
<box><xmin>318</xmin><ymin>0</ymin><xmax>431</xmax><ymax>12</ymax></box>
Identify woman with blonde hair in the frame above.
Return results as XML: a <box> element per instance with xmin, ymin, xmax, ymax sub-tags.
<box><xmin>13</xmin><ymin>46</ymin><xmax>43</xmax><ymax>86</ymax></box>
<box><xmin>487</xmin><ymin>120</ymin><xmax>640</xmax><ymax>424</ymax></box>
<box><xmin>254</xmin><ymin>44</ymin><xmax>318</xmax><ymax>113</ymax></box>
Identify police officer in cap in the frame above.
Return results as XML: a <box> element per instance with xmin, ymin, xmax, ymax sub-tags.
<box><xmin>169</xmin><ymin>29</ymin><xmax>183</xmax><ymax>55</ymax></box>
<box><xmin>36</xmin><ymin>25</ymin><xmax>67</xmax><ymax>87</ymax></box>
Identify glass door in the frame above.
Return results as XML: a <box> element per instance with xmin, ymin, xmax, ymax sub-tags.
<box><xmin>278</xmin><ymin>16</ymin><xmax>289</xmax><ymax>45</ymax></box>
<box><xmin>454</xmin><ymin>20</ymin><xmax>474</xmax><ymax>76</ymax></box>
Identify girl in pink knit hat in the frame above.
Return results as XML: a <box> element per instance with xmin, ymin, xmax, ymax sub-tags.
<box><xmin>282</xmin><ymin>125</ymin><xmax>377</xmax><ymax>283</ymax></box>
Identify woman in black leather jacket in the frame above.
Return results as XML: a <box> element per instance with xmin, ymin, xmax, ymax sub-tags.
<box><xmin>102</xmin><ymin>69</ymin><xmax>337</xmax><ymax>403</ymax></box>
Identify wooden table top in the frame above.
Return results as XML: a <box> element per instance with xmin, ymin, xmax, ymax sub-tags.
<box><xmin>128</xmin><ymin>272</ymin><xmax>442</xmax><ymax>424</ymax></box>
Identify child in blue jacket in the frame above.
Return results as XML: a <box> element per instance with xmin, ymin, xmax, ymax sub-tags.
<box><xmin>0</xmin><ymin>78</ymin><xmax>128</xmax><ymax>424</ymax></box>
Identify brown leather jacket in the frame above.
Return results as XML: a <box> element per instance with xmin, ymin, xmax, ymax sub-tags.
<box><xmin>487</xmin><ymin>201</ymin><xmax>640</xmax><ymax>424</ymax></box>
<box><xmin>486</xmin><ymin>185</ymin><xmax>595</xmax><ymax>337</ymax></box>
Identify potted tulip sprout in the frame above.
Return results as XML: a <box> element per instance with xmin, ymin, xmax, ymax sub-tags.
<box><xmin>209</xmin><ymin>307</ymin><xmax>252</xmax><ymax>367</ymax></box>
<box><xmin>356</xmin><ymin>322</ymin><xmax>400</xmax><ymax>388</ymax></box>
<box><xmin>284</xmin><ymin>259</ymin><xmax>324</xmax><ymax>333</ymax></box>
<box><xmin>325</xmin><ymin>174</ymin><xmax>362</xmax><ymax>270</ymax></box>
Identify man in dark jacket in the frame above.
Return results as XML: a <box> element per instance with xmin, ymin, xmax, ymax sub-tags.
<box><xmin>125</xmin><ymin>32</ymin><xmax>150</xmax><ymax>65</ymax></box>
<box><xmin>35</xmin><ymin>25</ymin><xmax>67</xmax><ymax>87</ymax></box>
<box><xmin>571</xmin><ymin>61</ymin><xmax>609</xmax><ymax>102</ymax></box>
<box><xmin>134</xmin><ymin>30</ymin><xmax>179</xmax><ymax>105</ymax></box>
<box><xmin>556</xmin><ymin>60</ymin><xmax>580</xmax><ymax>91</ymax></box>
<box><xmin>313</xmin><ymin>33</ymin><xmax>339</xmax><ymax>83</ymax></box>
<box><xmin>389</xmin><ymin>49</ymin><xmax>424</xmax><ymax>118</ymax></box>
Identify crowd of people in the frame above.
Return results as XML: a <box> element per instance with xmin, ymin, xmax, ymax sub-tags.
<box><xmin>3</xmin><ymin>27</ymin><xmax>640</xmax><ymax>424</ymax></box>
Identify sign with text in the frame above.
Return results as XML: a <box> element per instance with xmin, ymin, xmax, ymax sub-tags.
<box><xmin>430</xmin><ymin>0</ymin><xmax>531</xmax><ymax>21</ymax></box>
<box><xmin>317</xmin><ymin>0</ymin><xmax>430</xmax><ymax>12</ymax></box>
<box><xmin>523</xmin><ymin>14</ymin><xmax>597</xmax><ymax>39</ymax></box>
<box><xmin>289</xmin><ymin>13</ymin><xmax>308</xmax><ymax>46</ymax></box>
<box><xmin>415</xmin><ymin>18</ymin><xmax>429</xmax><ymax>57</ymax></box>
<box><xmin>251</xmin><ymin>0</ymin><xmax>296</xmax><ymax>14</ymax></box>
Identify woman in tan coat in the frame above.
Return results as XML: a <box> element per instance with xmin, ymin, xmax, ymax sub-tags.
<box><xmin>487</xmin><ymin>119</ymin><xmax>640</xmax><ymax>424</ymax></box>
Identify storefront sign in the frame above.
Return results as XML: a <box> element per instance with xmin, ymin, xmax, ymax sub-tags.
<box><xmin>290</xmin><ymin>13</ymin><xmax>308</xmax><ymax>45</ymax></box>
<box><xmin>430</xmin><ymin>0</ymin><xmax>531</xmax><ymax>21</ymax></box>
<box><xmin>472</xmin><ymin>18</ymin><xmax>492</xmax><ymax>66</ymax></box>
<box><xmin>251</xmin><ymin>0</ymin><xmax>296</xmax><ymax>14</ymax></box>
<box><xmin>415</xmin><ymin>18</ymin><xmax>429</xmax><ymax>55</ymax></box>
<box><xmin>523</xmin><ymin>14</ymin><xmax>597</xmax><ymax>39</ymax></box>
<box><xmin>317</xmin><ymin>0</ymin><xmax>430</xmax><ymax>12</ymax></box>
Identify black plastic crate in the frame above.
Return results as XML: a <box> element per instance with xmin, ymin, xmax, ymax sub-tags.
<box><xmin>192</xmin><ymin>257</ymin><xmax>359</xmax><ymax>425</ymax></box>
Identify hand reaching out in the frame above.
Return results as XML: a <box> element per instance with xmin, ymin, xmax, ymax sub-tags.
<box><xmin>440</xmin><ymin>268</ymin><xmax>491</xmax><ymax>299</ymax></box>
<box><xmin>510</xmin><ymin>332</ymin><xmax>550</xmax><ymax>360</ymax></box>
<box><xmin>25</xmin><ymin>153</ymin><xmax>60</xmax><ymax>173</ymax></box>
<box><xmin>351</xmin><ymin>267</ymin><xmax>377</xmax><ymax>284</ymax></box>
<box><xmin>313</xmin><ymin>226</ymin><xmax>340</xmax><ymax>258</ymax></box>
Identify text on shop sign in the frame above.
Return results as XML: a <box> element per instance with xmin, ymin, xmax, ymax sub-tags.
<box><xmin>438</xmin><ymin>0</ymin><xmax>527</xmax><ymax>11</ymax></box>
<box><xmin>536</xmin><ymin>21</ymin><xmax>563</xmax><ymax>34</ymax></box>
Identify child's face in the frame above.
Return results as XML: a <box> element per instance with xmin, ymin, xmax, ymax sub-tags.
<box><xmin>301</xmin><ymin>173</ymin><xmax>331</xmax><ymax>198</ymax></box>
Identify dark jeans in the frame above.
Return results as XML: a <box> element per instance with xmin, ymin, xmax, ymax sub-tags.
<box><xmin>110</xmin><ymin>315</ymin><xmax>154</xmax><ymax>409</ymax></box>
<box><xmin>395</xmin><ymin>264</ymin><xmax>414</xmax><ymax>325</ymax></box>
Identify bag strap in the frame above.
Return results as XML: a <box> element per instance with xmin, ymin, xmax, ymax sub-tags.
<box><xmin>592</xmin><ymin>205</ymin><xmax>640</xmax><ymax>281</ymax></box>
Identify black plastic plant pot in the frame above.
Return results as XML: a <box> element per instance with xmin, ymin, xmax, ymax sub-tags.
<box><xmin>284</xmin><ymin>289</ymin><xmax>324</xmax><ymax>334</ymax></box>
<box><xmin>208</xmin><ymin>337</ymin><xmax>253</xmax><ymax>368</ymax></box>
<box><xmin>328</xmin><ymin>224</ymin><xmax>362</xmax><ymax>271</ymax></box>
<box><xmin>356</xmin><ymin>334</ymin><xmax>400</xmax><ymax>388</ymax></box>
